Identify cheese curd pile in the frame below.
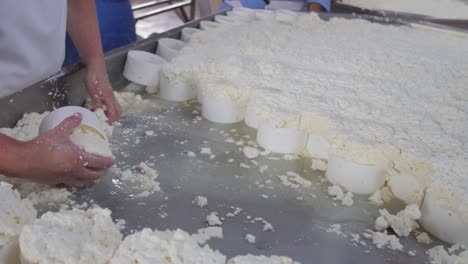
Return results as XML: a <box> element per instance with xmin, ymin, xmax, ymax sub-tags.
<box><xmin>340</xmin><ymin>0</ymin><xmax>468</xmax><ymax>19</ymax></box>
<box><xmin>162</xmin><ymin>12</ymin><xmax>468</xmax><ymax>243</ymax></box>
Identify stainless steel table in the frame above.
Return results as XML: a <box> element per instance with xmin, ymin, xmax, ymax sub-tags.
<box><xmin>1</xmin><ymin>11</ymin><xmax>457</xmax><ymax>263</ymax></box>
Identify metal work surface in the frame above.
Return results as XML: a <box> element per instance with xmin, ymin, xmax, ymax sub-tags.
<box><xmin>68</xmin><ymin>95</ymin><xmax>434</xmax><ymax>263</ymax></box>
<box><xmin>2</xmin><ymin>11</ymin><xmax>462</xmax><ymax>263</ymax></box>
<box><xmin>332</xmin><ymin>2</ymin><xmax>468</xmax><ymax>31</ymax></box>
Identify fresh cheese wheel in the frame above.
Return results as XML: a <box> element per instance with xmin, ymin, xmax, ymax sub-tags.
<box><xmin>19</xmin><ymin>208</ymin><xmax>122</xmax><ymax>264</ymax></box>
<box><xmin>420</xmin><ymin>186</ymin><xmax>468</xmax><ymax>245</ymax></box>
<box><xmin>0</xmin><ymin>183</ymin><xmax>36</xmax><ymax>264</ymax></box>
<box><xmin>326</xmin><ymin>154</ymin><xmax>387</xmax><ymax>194</ymax></box>
<box><xmin>110</xmin><ymin>228</ymin><xmax>226</xmax><ymax>264</ymax></box>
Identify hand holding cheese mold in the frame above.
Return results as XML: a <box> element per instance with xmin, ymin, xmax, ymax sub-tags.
<box><xmin>123</xmin><ymin>50</ymin><xmax>167</xmax><ymax>94</ymax></box>
<box><xmin>39</xmin><ymin>106</ymin><xmax>113</xmax><ymax>158</ymax></box>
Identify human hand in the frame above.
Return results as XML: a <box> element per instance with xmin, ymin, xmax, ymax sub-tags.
<box><xmin>308</xmin><ymin>3</ymin><xmax>324</xmax><ymax>12</ymax></box>
<box><xmin>17</xmin><ymin>113</ymin><xmax>114</xmax><ymax>187</ymax></box>
<box><xmin>85</xmin><ymin>64</ymin><xmax>122</xmax><ymax>124</ymax></box>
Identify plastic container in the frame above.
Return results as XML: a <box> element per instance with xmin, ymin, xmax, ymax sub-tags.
<box><xmin>306</xmin><ymin>134</ymin><xmax>330</xmax><ymax>160</ymax></box>
<box><xmin>123</xmin><ymin>51</ymin><xmax>167</xmax><ymax>88</ymax></box>
<box><xmin>214</xmin><ymin>15</ymin><xmax>236</xmax><ymax>24</ymax></box>
<box><xmin>275</xmin><ymin>9</ymin><xmax>298</xmax><ymax>23</ymax></box>
<box><xmin>180</xmin><ymin>27</ymin><xmax>201</xmax><ymax>42</ymax></box>
<box><xmin>202</xmin><ymin>96</ymin><xmax>245</xmax><ymax>123</ymax></box>
<box><xmin>255</xmin><ymin>10</ymin><xmax>275</xmax><ymax>20</ymax></box>
<box><xmin>199</xmin><ymin>21</ymin><xmax>219</xmax><ymax>30</ymax></box>
<box><xmin>159</xmin><ymin>74</ymin><xmax>197</xmax><ymax>102</ymax></box>
<box><xmin>420</xmin><ymin>189</ymin><xmax>468</xmax><ymax>245</ymax></box>
<box><xmin>156</xmin><ymin>38</ymin><xmax>186</xmax><ymax>61</ymax></box>
<box><xmin>39</xmin><ymin>106</ymin><xmax>105</xmax><ymax>139</ymax></box>
<box><xmin>244</xmin><ymin>107</ymin><xmax>259</xmax><ymax>129</ymax></box>
<box><xmin>325</xmin><ymin>154</ymin><xmax>386</xmax><ymax>194</ymax></box>
<box><xmin>197</xmin><ymin>88</ymin><xmax>205</xmax><ymax>104</ymax></box>
<box><xmin>387</xmin><ymin>174</ymin><xmax>424</xmax><ymax>205</ymax></box>
<box><xmin>257</xmin><ymin>125</ymin><xmax>307</xmax><ymax>154</ymax></box>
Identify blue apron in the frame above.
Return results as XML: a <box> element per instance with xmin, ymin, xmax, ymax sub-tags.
<box><xmin>64</xmin><ymin>0</ymin><xmax>136</xmax><ymax>65</ymax></box>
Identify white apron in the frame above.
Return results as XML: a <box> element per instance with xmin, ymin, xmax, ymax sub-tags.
<box><xmin>0</xmin><ymin>0</ymin><xmax>67</xmax><ymax>98</ymax></box>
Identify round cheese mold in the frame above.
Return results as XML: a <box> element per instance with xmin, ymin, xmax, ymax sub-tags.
<box><xmin>181</xmin><ymin>27</ymin><xmax>201</xmax><ymax>42</ymax></box>
<box><xmin>160</xmin><ymin>74</ymin><xmax>197</xmax><ymax>102</ymax></box>
<box><xmin>387</xmin><ymin>174</ymin><xmax>425</xmax><ymax>205</ymax></box>
<box><xmin>123</xmin><ymin>50</ymin><xmax>167</xmax><ymax>88</ymax></box>
<box><xmin>257</xmin><ymin>124</ymin><xmax>307</xmax><ymax>154</ymax></box>
<box><xmin>255</xmin><ymin>10</ymin><xmax>276</xmax><ymax>20</ymax></box>
<box><xmin>39</xmin><ymin>106</ymin><xmax>113</xmax><ymax>158</ymax></box>
<box><xmin>232</xmin><ymin>7</ymin><xmax>256</xmax><ymax>17</ymax></box>
<box><xmin>214</xmin><ymin>15</ymin><xmax>236</xmax><ymax>24</ymax></box>
<box><xmin>325</xmin><ymin>154</ymin><xmax>387</xmax><ymax>194</ymax></box>
<box><xmin>0</xmin><ymin>182</ymin><xmax>36</xmax><ymax>264</ymax></box>
<box><xmin>306</xmin><ymin>134</ymin><xmax>330</xmax><ymax>160</ymax></box>
<box><xmin>110</xmin><ymin>228</ymin><xmax>226</xmax><ymax>264</ymax></box>
<box><xmin>156</xmin><ymin>38</ymin><xmax>186</xmax><ymax>62</ymax></box>
<box><xmin>19</xmin><ymin>208</ymin><xmax>122</xmax><ymax>264</ymax></box>
<box><xmin>197</xmin><ymin>88</ymin><xmax>206</xmax><ymax>104</ymax></box>
<box><xmin>39</xmin><ymin>106</ymin><xmax>104</xmax><ymax>138</ymax></box>
<box><xmin>202</xmin><ymin>95</ymin><xmax>246</xmax><ymax>124</ymax></box>
<box><xmin>420</xmin><ymin>187</ymin><xmax>468</xmax><ymax>245</ymax></box>
<box><xmin>275</xmin><ymin>9</ymin><xmax>298</xmax><ymax>23</ymax></box>
<box><xmin>245</xmin><ymin>107</ymin><xmax>259</xmax><ymax>129</ymax></box>
<box><xmin>199</xmin><ymin>20</ymin><xmax>219</xmax><ymax>31</ymax></box>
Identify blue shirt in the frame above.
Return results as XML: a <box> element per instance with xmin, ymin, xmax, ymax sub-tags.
<box><xmin>220</xmin><ymin>0</ymin><xmax>331</xmax><ymax>12</ymax></box>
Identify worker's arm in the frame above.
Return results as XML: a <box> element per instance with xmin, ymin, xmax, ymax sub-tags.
<box><xmin>67</xmin><ymin>0</ymin><xmax>122</xmax><ymax>124</ymax></box>
<box><xmin>0</xmin><ymin>114</ymin><xmax>114</xmax><ymax>187</ymax></box>
<box><xmin>306</xmin><ymin>0</ymin><xmax>331</xmax><ymax>12</ymax></box>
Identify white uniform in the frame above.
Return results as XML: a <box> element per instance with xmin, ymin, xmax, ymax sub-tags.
<box><xmin>0</xmin><ymin>0</ymin><xmax>67</xmax><ymax>98</ymax></box>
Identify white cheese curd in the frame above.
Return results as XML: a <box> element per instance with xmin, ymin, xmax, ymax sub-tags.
<box><xmin>0</xmin><ymin>183</ymin><xmax>37</xmax><ymax>264</ymax></box>
<box><xmin>19</xmin><ymin>208</ymin><xmax>122</xmax><ymax>264</ymax></box>
<box><xmin>110</xmin><ymin>228</ymin><xmax>226</xmax><ymax>264</ymax></box>
<box><xmin>164</xmin><ymin>15</ymin><xmax>468</xmax><ymax>243</ymax></box>
<box><xmin>192</xmin><ymin>196</ymin><xmax>208</xmax><ymax>208</ymax></box>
